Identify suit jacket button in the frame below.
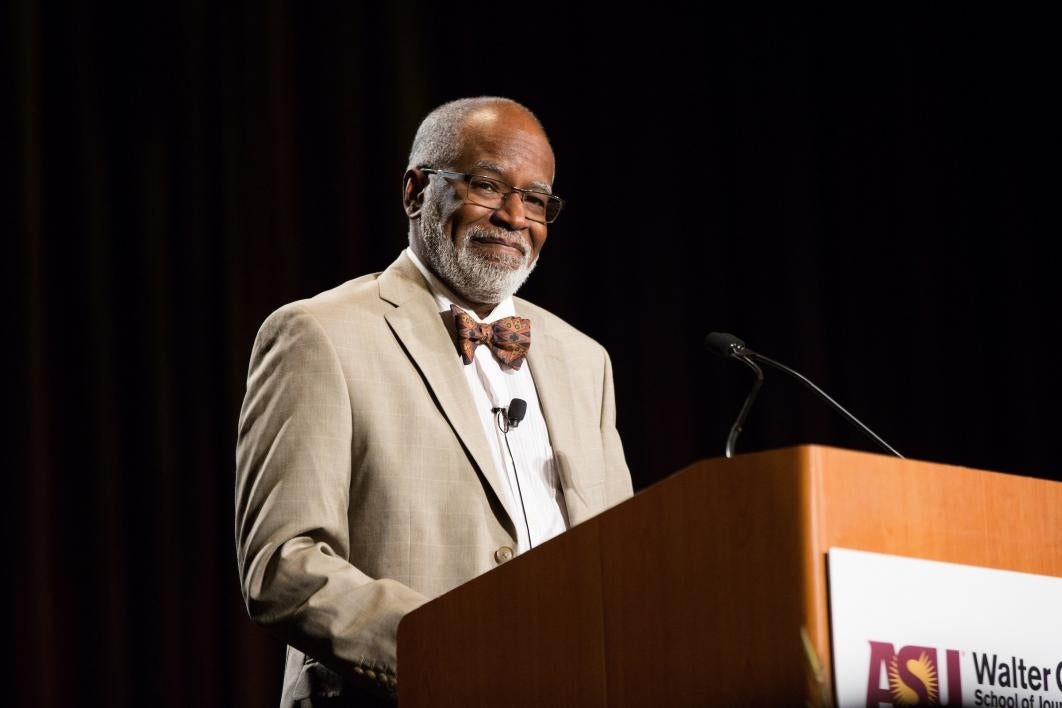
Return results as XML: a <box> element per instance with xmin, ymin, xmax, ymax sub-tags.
<box><xmin>494</xmin><ymin>546</ymin><xmax>514</xmax><ymax>563</ymax></box>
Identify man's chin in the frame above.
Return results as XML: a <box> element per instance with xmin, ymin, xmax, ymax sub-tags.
<box><xmin>466</xmin><ymin>242</ymin><xmax>526</xmax><ymax>269</ymax></box>
<box><xmin>461</xmin><ymin>249</ymin><xmax>526</xmax><ymax>275</ymax></box>
<box><xmin>418</xmin><ymin>219</ymin><xmax>536</xmax><ymax>302</ymax></box>
<box><xmin>453</xmin><ymin>254</ymin><xmax>536</xmax><ymax>303</ymax></box>
<box><xmin>480</xmin><ymin>256</ymin><xmax>524</xmax><ymax>274</ymax></box>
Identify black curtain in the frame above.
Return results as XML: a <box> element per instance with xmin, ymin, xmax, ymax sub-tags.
<box><xmin>8</xmin><ymin>4</ymin><xmax>1059</xmax><ymax>705</ymax></box>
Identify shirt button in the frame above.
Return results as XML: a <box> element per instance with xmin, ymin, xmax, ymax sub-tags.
<box><xmin>494</xmin><ymin>546</ymin><xmax>514</xmax><ymax>563</ymax></box>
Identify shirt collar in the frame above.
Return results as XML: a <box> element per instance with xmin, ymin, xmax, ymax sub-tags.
<box><xmin>405</xmin><ymin>247</ymin><xmax>516</xmax><ymax>322</ymax></box>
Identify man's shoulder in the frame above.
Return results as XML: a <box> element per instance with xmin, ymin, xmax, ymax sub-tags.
<box><xmin>298</xmin><ymin>272</ymin><xmax>385</xmax><ymax>315</ymax></box>
<box><xmin>258</xmin><ymin>271</ymin><xmax>389</xmax><ymax>335</ymax></box>
<box><xmin>513</xmin><ymin>297</ymin><xmax>608</xmax><ymax>356</ymax></box>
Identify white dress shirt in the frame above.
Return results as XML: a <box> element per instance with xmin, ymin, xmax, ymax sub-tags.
<box><xmin>406</xmin><ymin>248</ymin><xmax>569</xmax><ymax>553</ymax></box>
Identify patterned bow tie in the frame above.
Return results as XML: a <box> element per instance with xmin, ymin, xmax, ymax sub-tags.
<box><xmin>451</xmin><ymin>304</ymin><xmax>531</xmax><ymax>370</ymax></box>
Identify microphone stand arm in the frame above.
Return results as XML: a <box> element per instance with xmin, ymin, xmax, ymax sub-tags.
<box><xmin>726</xmin><ymin>355</ymin><xmax>763</xmax><ymax>459</ymax></box>
<box><xmin>744</xmin><ymin>350</ymin><xmax>904</xmax><ymax>459</ymax></box>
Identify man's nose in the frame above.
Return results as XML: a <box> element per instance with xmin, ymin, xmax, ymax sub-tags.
<box><xmin>491</xmin><ymin>191</ymin><xmax>530</xmax><ymax>228</ymax></box>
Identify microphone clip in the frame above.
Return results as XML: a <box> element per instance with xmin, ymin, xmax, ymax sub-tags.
<box><xmin>492</xmin><ymin>406</ymin><xmax>512</xmax><ymax>434</ymax></box>
<box><xmin>728</xmin><ymin>342</ymin><xmax>749</xmax><ymax>359</ymax></box>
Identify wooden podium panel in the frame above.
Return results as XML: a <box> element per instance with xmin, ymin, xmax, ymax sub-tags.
<box><xmin>795</xmin><ymin>444</ymin><xmax>1062</xmax><ymax>703</ymax></box>
<box><xmin>397</xmin><ymin>445</ymin><xmax>1062</xmax><ymax>706</ymax></box>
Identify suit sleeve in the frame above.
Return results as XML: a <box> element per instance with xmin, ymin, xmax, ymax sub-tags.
<box><xmin>234</xmin><ymin>304</ymin><xmax>427</xmax><ymax>693</ymax></box>
<box><xmin>600</xmin><ymin>348</ymin><xmax>634</xmax><ymax>504</ymax></box>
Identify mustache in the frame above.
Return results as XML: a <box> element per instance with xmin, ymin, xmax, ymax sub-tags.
<box><xmin>465</xmin><ymin>227</ymin><xmax>529</xmax><ymax>257</ymax></box>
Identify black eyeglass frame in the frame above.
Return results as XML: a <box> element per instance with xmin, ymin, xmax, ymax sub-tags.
<box><xmin>421</xmin><ymin>168</ymin><xmax>564</xmax><ymax>224</ymax></box>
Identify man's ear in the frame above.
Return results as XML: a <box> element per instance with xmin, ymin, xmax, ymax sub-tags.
<box><xmin>402</xmin><ymin>168</ymin><xmax>428</xmax><ymax>218</ymax></box>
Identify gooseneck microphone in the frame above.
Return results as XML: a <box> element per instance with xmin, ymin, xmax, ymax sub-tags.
<box><xmin>705</xmin><ymin>333</ymin><xmax>764</xmax><ymax>458</ymax></box>
<box><xmin>492</xmin><ymin>398</ymin><xmax>533</xmax><ymax>549</ymax></box>
<box><xmin>705</xmin><ymin>332</ymin><xmax>903</xmax><ymax>460</ymax></box>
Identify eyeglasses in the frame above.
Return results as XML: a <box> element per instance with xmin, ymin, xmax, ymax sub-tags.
<box><xmin>422</xmin><ymin>169</ymin><xmax>564</xmax><ymax>224</ymax></box>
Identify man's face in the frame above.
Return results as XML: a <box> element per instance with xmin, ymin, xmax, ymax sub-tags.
<box><xmin>414</xmin><ymin>105</ymin><xmax>555</xmax><ymax>307</ymax></box>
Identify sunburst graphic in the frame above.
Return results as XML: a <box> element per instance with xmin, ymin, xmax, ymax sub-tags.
<box><xmin>888</xmin><ymin>651</ymin><xmax>939</xmax><ymax>706</ymax></box>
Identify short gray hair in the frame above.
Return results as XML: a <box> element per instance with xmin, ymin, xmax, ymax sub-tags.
<box><xmin>407</xmin><ymin>96</ymin><xmax>545</xmax><ymax>171</ymax></box>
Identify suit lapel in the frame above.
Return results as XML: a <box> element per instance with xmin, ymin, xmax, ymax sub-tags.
<box><xmin>525</xmin><ymin>326</ymin><xmax>595</xmax><ymax>527</ymax></box>
<box><xmin>379</xmin><ymin>254</ymin><xmax>521</xmax><ymax>536</ymax></box>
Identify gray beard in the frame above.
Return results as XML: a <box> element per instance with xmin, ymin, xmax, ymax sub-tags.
<box><xmin>418</xmin><ymin>197</ymin><xmax>537</xmax><ymax>305</ymax></box>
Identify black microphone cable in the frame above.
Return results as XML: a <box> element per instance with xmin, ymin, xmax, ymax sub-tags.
<box><xmin>492</xmin><ymin>398</ymin><xmax>533</xmax><ymax>550</ymax></box>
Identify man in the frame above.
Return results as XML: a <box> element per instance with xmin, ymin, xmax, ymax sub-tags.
<box><xmin>235</xmin><ymin>96</ymin><xmax>633</xmax><ymax>706</ymax></box>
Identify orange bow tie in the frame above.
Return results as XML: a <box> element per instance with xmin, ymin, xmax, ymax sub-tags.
<box><xmin>451</xmin><ymin>304</ymin><xmax>531</xmax><ymax>370</ymax></box>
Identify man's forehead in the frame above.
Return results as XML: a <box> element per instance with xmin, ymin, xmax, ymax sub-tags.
<box><xmin>456</xmin><ymin>108</ymin><xmax>555</xmax><ymax>186</ymax></box>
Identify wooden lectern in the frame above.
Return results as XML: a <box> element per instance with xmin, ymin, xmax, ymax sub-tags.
<box><xmin>396</xmin><ymin>445</ymin><xmax>1062</xmax><ymax>706</ymax></box>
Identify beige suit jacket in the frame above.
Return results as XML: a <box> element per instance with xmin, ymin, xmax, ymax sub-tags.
<box><xmin>235</xmin><ymin>252</ymin><xmax>633</xmax><ymax>705</ymax></box>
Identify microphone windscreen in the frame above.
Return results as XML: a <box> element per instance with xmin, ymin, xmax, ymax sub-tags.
<box><xmin>705</xmin><ymin>332</ymin><xmax>745</xmax><ymax>358</ymax></box>
<box><xmin>508</xmin><ymin>398</ymin><xmax>528</xmax><ymax>424</ymax></box>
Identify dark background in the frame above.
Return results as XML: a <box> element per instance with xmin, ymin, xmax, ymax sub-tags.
<box><xmin>8</xmin><ymin>4</ymin><xmax>1059</xmax><ymax>706</ymax></box>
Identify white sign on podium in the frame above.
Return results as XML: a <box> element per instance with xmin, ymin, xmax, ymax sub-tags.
<box><xmin>828</xmin><ymin>548</ymin><xmax>1062</xmax><ymax>708</ymax></box>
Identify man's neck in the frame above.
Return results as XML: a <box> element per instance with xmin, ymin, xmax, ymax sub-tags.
<box><xmin>468</xmin><ymin>302</ymin><xmax>499</xmax><ymax>319</ymax></box>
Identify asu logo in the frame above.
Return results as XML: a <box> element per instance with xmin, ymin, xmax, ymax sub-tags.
<box><xmin>866</xmin><ymin>642</ymin><xmax>962</xmax><ymax>707</ymax></box>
